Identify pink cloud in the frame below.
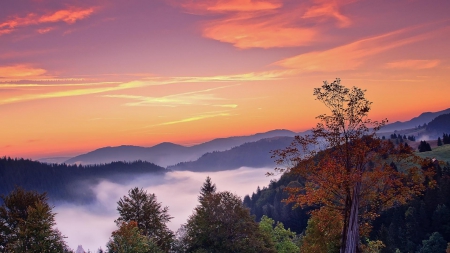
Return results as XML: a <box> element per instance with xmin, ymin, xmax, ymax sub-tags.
<box><xmin>174</xmin><ymin>0</ymin><xmax>356</xmax><ymax>49</ymax></box>
<box><xmin>385</xmin><ymin>59</ymin><xmax>440</xmax><ymax>70</ymax></box>
<box><xmin>0</xmin><ymin>7</ymin><xmax>95</xmax><ymax>36</ymax></box>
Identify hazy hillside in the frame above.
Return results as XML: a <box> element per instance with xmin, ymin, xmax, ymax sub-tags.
<box><xmin>168</xmin><ymin>137</ymin><xmax>294</xmax><ymax>172</ymax></box>
<box><xmin>0</xmin><ymin>158</ymin><xmax>166</xmax><ymax>203</ymax></box>
<box><xmin>426</xmin><ymin>113</ymin><xmax>450</xmax><ymax>137</ymax></box>
<box><xmin>380</xmin><ymin>107</ymin><xmax>450</xmax><ymax>132</ymax></box>
<box><xmin>64</xmin><ymin>129</ymin><xmax>300</xmax><ymax>167</ymax></box>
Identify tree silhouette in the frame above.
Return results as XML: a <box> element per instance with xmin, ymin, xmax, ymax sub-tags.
<box><xmin>272</xmin><ymin>78</ymin><xmax>435</xmax><ymax>253</ymax></box>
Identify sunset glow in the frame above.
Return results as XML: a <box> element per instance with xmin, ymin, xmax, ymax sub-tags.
<box><xmin>1</xmin><ymin>0</ymin><xmax>450</xmax><ymax>159</ymax></box>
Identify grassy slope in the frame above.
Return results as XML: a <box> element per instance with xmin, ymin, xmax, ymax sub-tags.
<box><xmin>416</xmin><ymin>144</ymin><xmax>450</xmax><ymax>163</ymax></box>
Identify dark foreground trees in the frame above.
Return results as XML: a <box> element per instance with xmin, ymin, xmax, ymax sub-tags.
<box><xmin>179</xmin><ymin>177</ymin><xmax>276</xmax><ymax>253</ymax></box>
<box><xmin>273</xmin><ymin>79</ymin><xmax>435</xmax><ymax>253</ymax></box>
<box><xmin>114</xmin><ymin>187</ymin><xmax>173</xmax><ymax>252</ymax></box>
<box><xmin>0</xmin><ymin>187</ymin><xmax>71</xmax><ymax>253</ymax></box>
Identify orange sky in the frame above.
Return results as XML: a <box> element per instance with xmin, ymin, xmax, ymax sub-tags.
<box><xmin>1</xmin><ymin>0</ymin><xmax>450</xmax><ymax>159</ymax></box>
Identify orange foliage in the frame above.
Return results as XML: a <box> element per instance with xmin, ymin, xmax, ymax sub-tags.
<box><xmin>272</xmin><ymin>79</ymin><xmax>435</xmax><ymax>252</ymax></box>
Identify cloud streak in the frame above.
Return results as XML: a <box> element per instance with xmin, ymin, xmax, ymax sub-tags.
<box><xmin>0</xmin><ymin>71</ymin><xmax>285</xmax><ymax>105</ymax></box>
<box><xmin>0</xmin><ymin>7</ymin><xmax>95</xmax><ymax>36</ymax></box>
<box><xmin>275</xmin><ymin>25</ymin><xmax>442</xmax><ymax>72</ymax></box>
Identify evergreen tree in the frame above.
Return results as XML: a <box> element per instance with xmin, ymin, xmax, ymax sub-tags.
<box><xmin>198</xmin><ymin>176</ymin><xmax>216</xmax><ymax>202</ymax></box>
<box><xmin>438</xmin><ymin>137</ymin><xmax>443</xmax><ymax>146</ymax></box>
<box><xmin>116</xmin><ymin>188</ymin><xmax>173</xmax><ymax>252</ymax></box>
<box><xmin>419</xmin><ymin>232</ymin><xmax>447</xmax><ymax>253</ymax></box>
<box><xmin>0</xmin><ymin>187</ymin><xmax>70</xmax><ymax>253</ymax></box>
<box><xmin>183</xmin><ymin>191</ymin><xmax>276</xmax><ymax>252</ymax></box>
<box><xmin>418</xmin><ymin>141</ymin><xmax>432</xmax><ymax>152</ymax></box>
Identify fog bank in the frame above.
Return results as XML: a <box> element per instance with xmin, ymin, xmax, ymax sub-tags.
<box><xmin>54</xmin><ymin>167</ymin><xmax>278</xmax><ymax>251</ymax></box>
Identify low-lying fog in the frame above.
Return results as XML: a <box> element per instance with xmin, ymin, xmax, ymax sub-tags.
<box><xmin>54</xmin><ymin>167</ymin><xmax>278</xmax><ymax>251</ymax></box>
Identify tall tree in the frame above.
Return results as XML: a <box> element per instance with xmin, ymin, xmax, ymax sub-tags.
<box><xmin>0</xmin><ymin>187</ymin><xmax>71</xmax><ymax>253</ymax></box>
<box><xmin>198</xmin><ymin>176</ymin><xmax>216</xmax><ymax>202</ymax></box>
<box><xmin>183</xmin><ymin>191</ymin><xmax>276</xmax><ymax>253</ymax></box>
<box><xmin>116</xmin><ymin>188</ymin><xmax>173</xmax><ymax>252</ymax></box>
<box><xmin>272</xmin><ymin>79</ymin><xmax>434</xmax><ymax>253</ymax></box>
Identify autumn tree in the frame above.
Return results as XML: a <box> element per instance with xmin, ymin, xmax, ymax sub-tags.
<box><xmin>272</xmin><ymin>79</ymin><xmax>434</xmax><ymax>253</ymax></box>
<box><xmin>0</xmin><ymin>187</ymin><xmax>71</xmax><ymax>253</ymax></box>
<box><xmin>116</xmin><ymin>188</ymin><xmax>173</xmax><ymax>252</ymax></box>
<box><xmin>106</xmin><ymin>221</ymin><xmax>162</xmax><ymax>253</ymax></box>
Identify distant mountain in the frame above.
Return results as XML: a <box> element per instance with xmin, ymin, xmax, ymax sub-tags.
<box><xmin>380</xmin><ymin>108</ymin><xmax>450</xmax><ymax>132</ymax></box>
<box><xmin>64</xmin><ymin>129</ymin><xmax>301</xmax><ymax>167</ymax></box>
<box><xmin>426</xmin><ymin>113</ymin><xmax>450</xmax><ymax>136</ymax></box>
<box><xmin>168</xmin><ymin>137</ymin><xmax>294</xmax><ymax>172</ymax></box>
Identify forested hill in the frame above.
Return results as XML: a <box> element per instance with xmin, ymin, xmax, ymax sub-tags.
<box><xmin>0</xmin><ymin>157</ymin><xmax>166</xmax><ymax>203</ymax></box>
<box><xmin>168</xmin><ymin>137</ymin><xmax>294</xmax><ymax>172</ymax></box>
<box><xmin>245</xmin><ymin>159</ymin><xmax>450</xmax><ymax>252</ymax></box>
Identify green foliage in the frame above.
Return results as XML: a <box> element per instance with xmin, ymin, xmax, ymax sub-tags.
<box><xmin>299</xmin><ymin>207</ymin><xmax>342</xmax><ymax>253</ymax></box>
<box><xmin>361</xmin><ymin>239</ymin><xmax>385</xmax><ymax>253</ymax></box>
<box><xmin>107</xmin><ymin>221</ymin><xmax>162</xmax><ymax>253</ymax></box>
<box><xmin>0</xmin><ymin>187</ymin><xmax>71</xmax><ymax>253</ymax></box>
<box><xmin>183</xmin><ymin>190</ymin><xmax>276</xmax><ymax>253</ymax></box>
<box><xmin>116</xmin><ymin>188</ymin><xmax>173</xmax><ymax>252</ymax></box>
<box><xmin>259</xmin><ymin>215</ymin><xmax>299</xmax><ymax>253</ymax></box>
<box><xmin>419</xmin><ymin>232</ymin><xmax>447</xmax><ymax>253</ymax></box>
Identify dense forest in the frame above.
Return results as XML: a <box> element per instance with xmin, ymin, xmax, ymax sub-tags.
<box><xmin>0</xmin><ymin>157</ymin><xmax>166</xmax><ymax>203</ymax></box>
<box><xmin>244</xmin><ymin>157</ymin><xmax>450</xmax><ymax>252</ymax></box>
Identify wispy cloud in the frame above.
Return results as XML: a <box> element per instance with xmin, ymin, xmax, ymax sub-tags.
<box><xmin>174</xmin><ymin>0</ymin><xmax>355</xmax><ymax>49</ymax></box>
<box><xmin>146</xmin><ymin>111</ymin><xmax>233</xmax><ymax>128</ymax></box>
<box><xmin>0</xmin><ymin>7</ymin><xmax>95</xmax><ymax>36</ymax></box>
<box><xmin>275</xmin><ymin>25</ymin><xmax>440</xmax><ymax>72</ymax></box>
<box><xmin>384</xmin><ymin>59</ymin><xmax>440</xmax><ymax>69</ymax></box>
<box><xmin>302</xmin><ymin>0</ymin><xmax>353</xmax><ymax>28</ymax></box>
<box><xmin>0</xmin><ymin>71</ymin><xmax>283</xmax><ymax>105</ymax></box>
<box><xmin>0</xmin><ymin>65</ymin><xmax>52</xmax><ymax>80</ymax></box>
<box><xmin>103</xmin><ymin>85</ymin><xmax>237</xmax><ymax>107</ymax></box>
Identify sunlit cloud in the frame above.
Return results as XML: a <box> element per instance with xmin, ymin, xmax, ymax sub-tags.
<box><xmin>202</xmin><ymin>12</ymin><xmax>317</xmax><ymax>48</ymax></box>
<box><xmin>384</xmin><ymin>59</ymin><xmax>440</xmax><ymax>70</ymax></box>
<box><xmin>175</xmin><ymin>0</ymin><xmax>358</xmax><ymax>49</ymax></box>
<box><xmin>0</xmin><ymin>65</ymin><xmax>50</xmax><ymax>80</ymax></box>
<box><xmin>302</xmin><ymin>0</ymin><xmax>353</xmax><ymax>27</ymax></box>
<box><xmin>0</xmin><ymin>7</ymin><xmax>95</xmax><ymax>35</ymax></box>
<box><xmin>104</xmin><ymin>84</ymin><xmax>237</xmax><ymax>107</ymax></box>
<box><xmin>37</xmin><ymin>27</ymin><xmax>54</xmax><ymax>34</ymax></box>
<box><xmin>275</xmin><ymin>26</ymin><xmax>438</xmax><ymax>72</ymax></box>
<box><xmin>146</xmin><ymin>111</ymin><xmax>233</xmax><ymax>128</ymax></box>
<box><xmin>0</xmin><ymin>71</ymin><xmax>284</xmax><ymax>105</ymax></box>
<box><xmin>178</xmin><ymin>0</ymin><xmax>282</xmax><ymax>12</ymax></box>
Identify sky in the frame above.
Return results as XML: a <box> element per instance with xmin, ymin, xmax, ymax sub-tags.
<box><xmin>1</xmin><ymin>0</ymin><xmax>450</xmax><ymax>159</ymax></box>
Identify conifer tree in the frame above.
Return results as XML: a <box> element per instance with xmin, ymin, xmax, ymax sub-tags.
<box><xmin>116</xmin><ymin>188</ymin><xmax>173</xmax><ymax>252</ymax></box>
<box><xmin>198</xmin><ymin>176</ymin><xmax>216</xmax><ymax>202</ymax></box>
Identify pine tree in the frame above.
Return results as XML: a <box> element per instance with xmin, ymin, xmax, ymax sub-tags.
<box><xmin>438</xmin><ymin>137</ymin><xmax>443</xmax><ymax>146</ymax></box>
<box><xmin>198</xmin><ymin>176</ymin><xmax>216</xmax><ymax>202</ymax></box>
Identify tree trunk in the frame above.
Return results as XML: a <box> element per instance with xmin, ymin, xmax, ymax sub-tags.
<box><xmin>341</xmin><ymin>182</ymin><xmax>361</xmax><ymax>253</ymax></box>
